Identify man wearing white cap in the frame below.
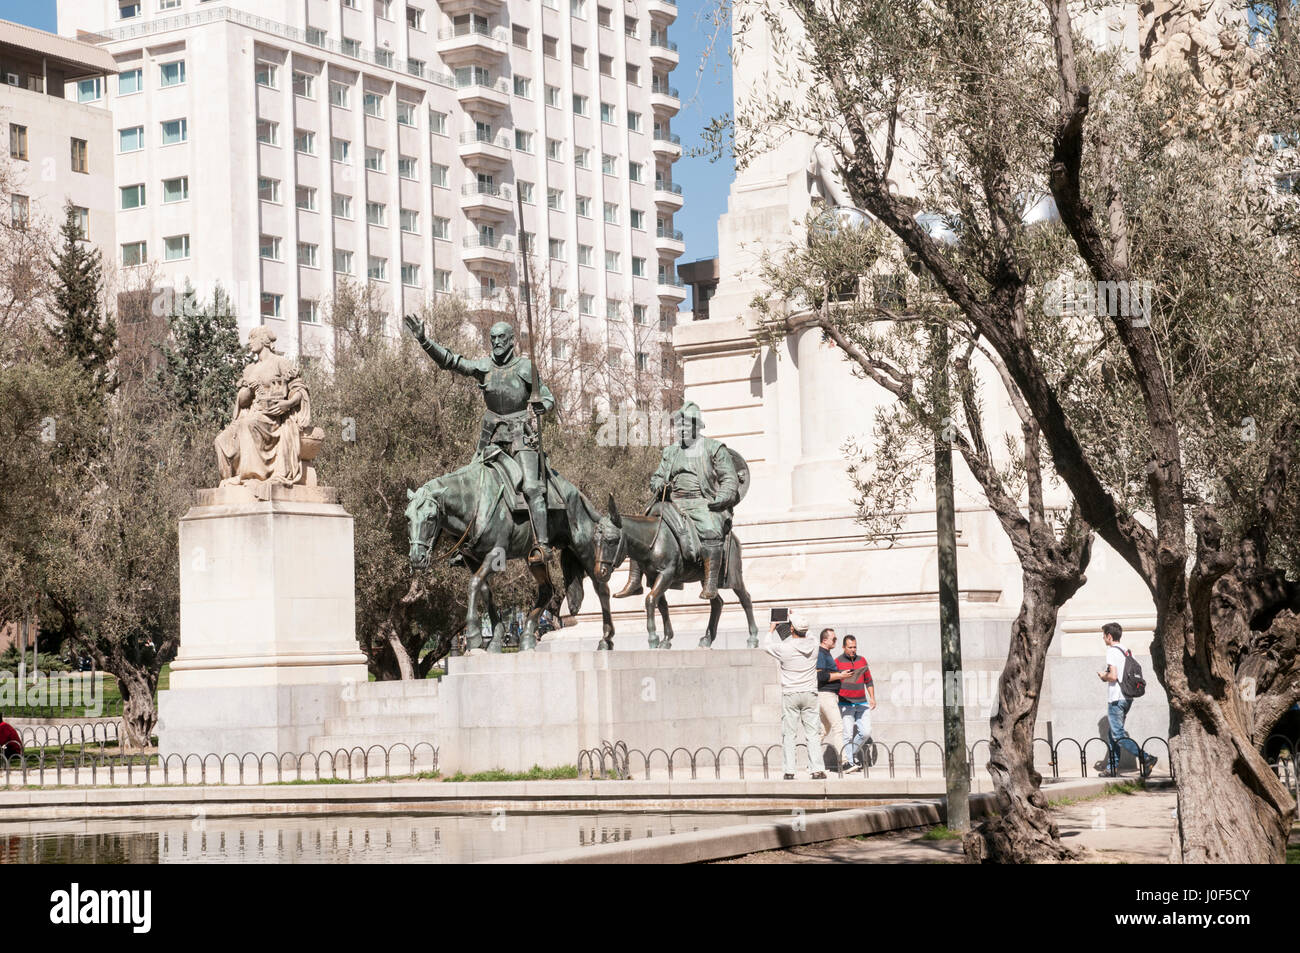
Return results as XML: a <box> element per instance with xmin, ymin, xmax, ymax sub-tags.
<box><xmin>763</xmin><ymin>612</ymin><xmax>825</xmax><ymax>780</ymax></box>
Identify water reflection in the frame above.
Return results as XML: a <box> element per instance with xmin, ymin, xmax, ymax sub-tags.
<box><xmin>0</xmin><ymin>812</ymin><xmax>798</xmax><ymax>864</ymax></box>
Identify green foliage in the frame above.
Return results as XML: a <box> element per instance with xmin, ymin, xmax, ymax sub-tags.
<box><xmin>47</xmin><ymin>204</ymin><xmax>115</xmax><ymax>395</ymax></box>
<box><xmin>441</xmin><ymin>764</ymin><xmax>580</xmax><ymax>782</ymax></box>
<box><xmin>152</xmin><ymin>284</ymin><xmax>245</xmax><ymax>432</ymax></box>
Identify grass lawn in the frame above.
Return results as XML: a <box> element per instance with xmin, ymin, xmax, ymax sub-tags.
<box><xmin>4</xmin><ymin>666</ymin><xmax>171</xmax><ymax>720</ymax></box>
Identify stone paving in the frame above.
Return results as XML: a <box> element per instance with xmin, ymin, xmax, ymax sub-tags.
<box><xmin>716</xmin><ymin>787</ymin><xmax>1180</xmax><ymax>863</ymax></box>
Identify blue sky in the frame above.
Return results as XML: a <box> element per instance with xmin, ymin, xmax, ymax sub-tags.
<box><xmin>1</xmin><ymin>0</ymin><xmax>735</xmax><ymax>269</ymax></box>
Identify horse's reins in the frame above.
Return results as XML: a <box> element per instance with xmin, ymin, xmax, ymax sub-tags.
<box><xmin>414</xmin><ymin>496</ymin><xmax>476</xmax><ymax>566</ymax></box>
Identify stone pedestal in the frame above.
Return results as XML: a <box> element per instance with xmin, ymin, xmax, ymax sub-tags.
<box><xmin>158</xmin><ymin>485</ymin><xmax>368</xmax><ymax>756</ymax></box>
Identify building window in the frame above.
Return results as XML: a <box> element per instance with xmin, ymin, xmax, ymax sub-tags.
<box><xmin>258</xmin><ymin>177</ymin><xmax>281</xmax><ymax>203</ymax></box>
<box><xmin>120</xmin><ymin>184</ymin><xmax>146</xmax><ymax>209</ymax></box>
<box><xmin>160</xmin><ymin>61</ymin><xmax>186</xmax><ymax>87</ymax></box>
<box><xmin>579</xmin><ymin>293</ymin><xmax>594</xmax><ymax>315</ymax></box>
<box><xmin>259</xmin><ymin>236</ymin><xmax>282</xmax><ymax>260</ymax></box>
<box><xmin>605</xmin><ymin>251</ymin><xmax>620</xmax><ymax>272</ymax></box>
<box><xmin>630</xmin><ymin>209</ymin><xmax>645</xmax><ymax>229</ymax></box>
<box><xmin>332</xmin><ymin>194</ymin><xmax>352</xmax><ymax>219</ymax></box>
<box><xmin>574</xmin><ymin>146</ymin><xmax>590</xmax><ymax>169</ymax></box>
<box><xmin>600</xmin><ymin>54</ymin><xmax>613</xmax><ymax>77</ymax></box>
<box><xmin>543</xmin><ymin>34</ymin><xmax>558</xmax><ymax>57</ymax></box>
<box><xmin>603</xmin><ymin>202</ymin><xmax>619</xmax><ymax>224</ymax></box>
<box><xmin>163</xmin><ymin>176</ymin><xmax>189</xmax><ymax>203</ymax></box>
<box><xmin>342</xmin><ymin>37</ymin><xmax>361</xmax><ymax>57</ymax></box>
<box><xmin>572</xmin><ymin>0</ymin><xmax>586</xmax><ymax>17</ymax></box>
<box><xmin>625</xmin><ymin>15</ymin><xmax>638</xmax><ymax>36</ymax></box>
<box><xmin>430</xmin><ymin>110</ymin><xmax>448</xmax><ymax>135</ymax></box>
<box><xmin>299</xmin><ymin>299</ymin><xmax>320</xmax><ymax>323</ymax></box>
<box><xmin>377</xmin><ymin>0</ymin><xmax>393</xmax><ymax>20</ymax></box>
<box><xmin>293</xmin><ymin>71</ymin><xmax>315</xmax><ymax>98</ymax></box>
<box><xmin>407</xmin><ymin>7</ymin><xmax>425</xmax><ymax>30</ymax></box>
<box><xmin>366</xmin><ymin>201</ymin><xmax>386</xmax><ymax>226</ymax></box>
<box><xmin>160</xmin><ymin>118</ymin><xmax>188</xmax><ymax>145</ymax></box>
<box><xmin>256</xmin><ymin>120</ymin><xmax>278</xmax><ymax>145</ymax></box>
<box><xmin>164</xmin><ymin>234</ymin><xmax>190</xmax><ymax>261</ymax></box>
<box><xmin>334</xmin><ymin>249</ymin><xmax>353</xmax><ymax>274</ymax></box>
<box><xmin>400</xmin><ymin>208</ymin><xmax>420</xmax><ymax>232</ymax></box>
<box><xmin>574</xmin><ymin>197</ymin><xmax>591</xmax><ymax>218</ymax></box>
<box><xmin>572</xmin><ymin>94</ymin><xmax>588</xmax><ymax>116</ymax></box>
<box><xmin>307</xmin><ymin>27</ymin><xmax>327</xmax><ymax>46</ymax></box>
<box><xmin>429</xmin><ymin>163</ymin><xmax>448</xmax><ymax>188</ymax></box>
<box><xmin>546</xmin><ymin>138</ymin><xmax>562</xmax><ymax>160</ymax></box>
<box><xmin>118</xmin><ymin>68</ymin><xmax>143</xmax><ymax>95</ymax></box>
<box><xmin>549</xmin><ymin>238</ymin><xmax>565</xmax><ymax>260</ymax></box>
<box><xmin>547</xmin><ymin>188</ymin><xmax>563</xmax><ymax>210</ymax></box>
<box><xmin>432</xmin><ymin>215</ymin><xmax>449</xmax><ymax>239</ymax></box>
<box><xmin>518</xmin><ymin>181</ymin><xmax>534</xmax><ymax>203</ymax></box>
<box><xmin>331</xmin><ymin>138</ymin><xmax>351</xmax><ymax>162</ymax></box>
<box><xmin>368</xmin><ymin>256</ymin><xmax>388</xmax><ymax>281</ymax></box>
<box><xmin>295</xmin><ymin>185</ymin><xmax>316</xmax><ymax>211</ymax></box>
<box><xmin>632</xmin><ymin>256</ymin><xmax>646</xmax><ymax>277</ymax></box>
<box><xmin>634</xmin><ymin>304</ymin><xmax>647</xmax><ymax>324</ymax></box>
<box><xmin>401</xmin><ymin>263</ymin><xmax>421</xmax><ymax>287</ymax></box>
<box><xmin>70</xmin><ymin>206</ymin><xmax>89</xmax><ymax>239</ymax></box>
<box><xmin>600</xmin><ymin>102</ymin><xmax>615</xmax><ymax>124</ymax></box>
<box><xmin>572</xmin><ymin>45</ymin><xmax>586</xmax><ymax>67</ymax></box>
<box><xmin>255</xmin><ymin>62</ymin><xmax>278</xmax><ymax>89</ymax></box>
<box><xmin>295</xmin><ymin>130</ymin><xmax>316</xmax><ymax>155</ymax></box>
<box><xmin>545</xmin><ymin>85</ymin><xmax>561</xmax><ymax>108</ymax></box>
<box><xmin>297</xmin><ymin>242</ymin><xmax>319</xmax><ymax>267</ymax></box>
<box><xmin>397</xmin><ymin>101</ymin><xmax>417</xmax><ymax>125</ymax></box>
<box><xmin>365</xmin><ymin>147</ymin><xmax>384</xmax><ymax>171</ymax></box>
<box><xmin>119</xmin><ymin>2</ymin><xmax>141</xmax><ymax>19</ymax></box>
<box><xmin>626</xmin><ymin>64</ymin><xmax>640</xmax><ymax>85</ymax></box>
<box><xmin>260</xmin><ymin>293</ymin><xmax>282</xmax><ymax>318</ymax></box>
<box><xmin>70</xmin><ymin>138</ymin><xmax>88</xmax><ymax>174</ymax></box>
<box><xmin>434</xmin><ymin>269</ymin><xmax>451</xmax><ymax>292</ymax></box>
<box><xmin>363</xmin><ymin>92</ymin><xmax>384</xmax><ymax>118</ymax></box>
<box><xmin>629</xmin><ymin>161</ymin><xmax>643</xmax><ymax>182</ymax></box>
<box><xmin>121</xmin><ymin>240</ymin><xmax>147</xmax><ymax>266</ymax></box>
<box><xmin>10</xmin><ymin>194</ymin><xmax>29</xmax><ymax>229</ymax></box>
<box><xmin>76</xmin><ymin>77</ymin><xmax>103</xmax><ymax>102</ymax></box>
<box><xmin>515</xmin><ymin>130</ymin><xmax>533</xmax><ymax>153</ymax></box>
<box><xmin>627</xmin><ymin>111</ymin><xmax>641</xmax><ymax>132</ymax></box>
<box><xmin>398</xmin><ymin>156</ymin><xmax>417</xmax><ymax>179</ymax></box>
<box><xmin>374</xmin><ymin>49</ymin><xmax>394</xmax><ymax>68</ymax></box>
<box><xmin>117</xmin><ymin>125</ymin><xmax>142</xmax><ymax>154</ymax></box>
<box><xmin>514</xmin><ymin>75</ymin><xmax>532</xmax><ymax>98</ymax></box>
<box><xmin>606</xmin><ymin>299</ymin><xmax>620</xmax><ymax>320</ymax></box>
<box><xmin>330</xmin><ymin>82</ymin><xmax>350</xmax><ymax>108</ymax></box>
<box><xmin>598</xmin><ymin>6</ymin><xmax>612</xmax><ymax>27</ymax></box>
<box><xmin>602</xmin><ymin>153</ymin><xmax>617</xmax><ymax>175</ymax></box>
<box><xmin>578</xmin><ymin>244</ymin><xmax>593</xmax><ymax>266</ymax></box>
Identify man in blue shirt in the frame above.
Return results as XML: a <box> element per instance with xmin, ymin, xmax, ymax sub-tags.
<box><xmin>816</xmin><ymin>628</ymin><xmax>850</xmax><ymax>771</ymax></box>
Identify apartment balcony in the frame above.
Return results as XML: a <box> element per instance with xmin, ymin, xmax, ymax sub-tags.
<box><xmin>462</xmin><ymin>235</ymin><xmax>515</xmax><ymax>267</ymax></box>
<box><xmin>460</xmin><ymin>286</ymin><xmax>512</xmax><ymax>316</ymax></box>
<box><xmin>437</xmin><ymin>0</ymin><xmax>506</xmax><ymax>17</ymax></box>
<box><xmin>649</xmin><ymin>37</ymin><xmax>679</xmax><ymax>69</ymax></box>
<box><xmin>656</xmin><ymin>227</ymin><xmax>685</xmax><ymax>257</ymax></box>
<box><xmin>656</xmin><ymin>275</ymin><xmax>688</xmax><ymax>302</ymax></box>
<box><xmin>647</xmin><ymin>0</ymin><xmax>678</xmax><ymax>23</ymax></box>
<box><xmin>649</xmin><ymin>84</ymin><xmax>680</xmax><ymax>116</ymax></box>
<box><xmin>436</xmin><ymin>24</ymin><xmax>509</xmax><ymax>65</ymax></box>
<box><xmin>460</xmin><ymin>182</ymin><xmax>515</xmax><ymax>216</ymax></box>
<box><xmin>652</xmin><ymin>132</ymin><xmax>682</xmax><ymax>160</ymax></box>
<box><xmin>456</xmin><ymin>77</ymin><xmax>511</xmax><ymax>111</ymax></box>
<box><xmin>654</xmin><ymin>181</ymin><xmax>684</xmax><ymax>210</ymax></box>
<box><xmin>458</xmin><ymin>130</ymin><xmax>513</xmax><ymax>166</ymax></box>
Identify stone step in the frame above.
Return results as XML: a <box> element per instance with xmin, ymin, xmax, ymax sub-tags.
<box><xmin>322</xmin><ymin>713</ymin><xmax>439</xmax><ymax>735</ymax></box>
<box><xmin>338</xmin><ymin>694</ymin><xmax>443</xmax><ymax>716</ymax></box>
<box><xmin>352</xmin><ymin>679</ymin><xmax>442</xmax><ymax>699</ymax></box>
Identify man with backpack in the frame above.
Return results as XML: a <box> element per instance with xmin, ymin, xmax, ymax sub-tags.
<box><xmin>1098</xmin><ymin>622</ymin><xmax>1158</xmax><ymax>778</ymax></box>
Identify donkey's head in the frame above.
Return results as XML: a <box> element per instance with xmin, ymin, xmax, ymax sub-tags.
<box><xmin>592</xmin><ymin>494</ymin><xmax>627</xmax><ymax>584</ymax></box>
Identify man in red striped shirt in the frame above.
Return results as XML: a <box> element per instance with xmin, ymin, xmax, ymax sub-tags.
<box><xmin>836</xmin><ymin>636</ymin><xmax>876</xmax><ymax>772</ymax></box>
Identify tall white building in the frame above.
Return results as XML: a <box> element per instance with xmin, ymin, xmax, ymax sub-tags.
<box><xmin>57</xmin><ymin>0</ymin><xmax>685</xmax><ymax>388</ymax></box>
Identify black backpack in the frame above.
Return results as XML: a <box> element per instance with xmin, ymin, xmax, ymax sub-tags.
<box><xmin>1119</xmin><ymin>648</ymin><xmax>1147</xmax><ymax>699</ymax></box>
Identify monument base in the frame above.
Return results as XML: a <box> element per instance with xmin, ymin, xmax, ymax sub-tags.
<box><xmin>159</xmin><ymin>489</ymin><xmax>368</xmax><ymax>758</ymax></box>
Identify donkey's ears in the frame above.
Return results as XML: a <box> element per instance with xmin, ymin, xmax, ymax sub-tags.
<box><xmin>607</xmin><ymin>493</ymin><xmax>622</xmax><ymax>528</ymax></box>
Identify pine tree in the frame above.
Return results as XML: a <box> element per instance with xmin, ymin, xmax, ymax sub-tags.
<box><xmin>49</xmin><ymin>204</ymin><xmax>115</xmax><ymax>393</ymax></box>
<box><xmin>153</xmin><ymin>283</ymin><xmax>246</xmax><ymax>432</ymax></box>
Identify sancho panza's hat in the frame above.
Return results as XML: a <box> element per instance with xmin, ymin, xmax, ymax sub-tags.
<box><xmin>671</xmin><ymin>401</ymin><xmax>705</xmax><ymax>427</ymax></box>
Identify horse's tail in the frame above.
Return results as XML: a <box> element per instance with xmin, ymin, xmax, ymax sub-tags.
<box><xmin>561</xmin><ymin>546</ymin><xmax>585</xmax><ymax>616</ymax></box>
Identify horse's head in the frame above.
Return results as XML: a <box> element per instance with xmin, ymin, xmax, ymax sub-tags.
<box><xmin>592</xmin><ymin>493</ymin><xmax>627</xmax><ymax>583</ymax></box>
<box><xmin>406</xmin><ymin>482</ymin><xmax>444</xmax><ymax>570</ymax></box>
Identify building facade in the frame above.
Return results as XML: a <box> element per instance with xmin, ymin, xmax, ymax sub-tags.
<box><xmin>57</xmin><ymin>0</ymin><xmax>684</xmax><ymax>384</ymax></box>
<box><xmin>1</xmin><ymin>19</ymin><xmax>118</xmax><ymax>255</ymax></box>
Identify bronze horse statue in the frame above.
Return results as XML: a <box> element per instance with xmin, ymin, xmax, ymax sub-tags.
<box><xmin>593</xmin><ymin>495</ymin><xmax>759</xmax><ymax>649</ymax></box>
<box><xmin>406</xmin><ymin>457</ymin><xmax>616</xmax><ymax>650</ymax></box>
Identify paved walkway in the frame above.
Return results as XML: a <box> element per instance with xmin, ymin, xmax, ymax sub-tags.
<box><xmin>717</xmin><ymin>787</ymin><xmax>1179</xmax><ymax>863</ymax></box>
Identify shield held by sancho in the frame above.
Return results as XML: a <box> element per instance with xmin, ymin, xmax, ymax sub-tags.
<box><xmin>726</xmin><ymin>447</ymin><xmax>750</xmax><ymax>503</ymax></box>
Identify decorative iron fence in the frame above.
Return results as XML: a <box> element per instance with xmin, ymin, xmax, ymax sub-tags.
<box><xmin>1</xmin><ymin>743</ymin><xmax>438</xmax><ymax>788</ymax></box>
